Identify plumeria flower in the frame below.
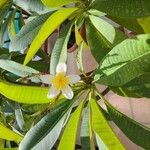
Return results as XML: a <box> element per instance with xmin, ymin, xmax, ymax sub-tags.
<box><xmin>40</xmin><ymin>63</ymin><xmax>81</xmax><ymax>100</ymax></box>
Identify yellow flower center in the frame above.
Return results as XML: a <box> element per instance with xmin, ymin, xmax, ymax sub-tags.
<box><xmin>51</xmin><ymin>72</ymin><xmax>70</xmax><ymax>90</ymax></box>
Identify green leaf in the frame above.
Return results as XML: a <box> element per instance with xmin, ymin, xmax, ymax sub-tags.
<box><xmin>10</xmin><ymin>12</ymin><xmax>53</xmax><ymax>52</ymax></box>
<box><xmin>19</xmin><ymin>100</ymin><xmax>73</xmax><ymax>150</ymax></box>
<box><xmin>80</xmin><ymin>106</ymin><xmax>95</xmax><ymax>150</ymax></box>
<box><xmin>24</xmin><ymin>8</ymin><xmax>78</xmax><ymax>65</ymax></box>
<box><xmin>105</xmin><ymin>100</ymin><xmax>150</xmax><ymax>149</ymax></box>
<box><xmin>111</xmin><ymin>73</ymin><xmax>150</xmax><ymax>98</ymax></box>
<box><xmin>24</xmin><ymin>0</ymin><xmax>48</xmax><ymax>13</ymax></box>
<box><xmin>95</xmin><ymin>34</ymin><xmax>150</xmax><ymax>86</ymax></box>
<box><xmin>50</xmin><ymin>22</ymin><xmax>73</xmax><ymax>75</ymax></box>
<box><xmin>42</xmin><ymin>0</ymin><xmax>82</xmax><ymax>8</ymax></box>
<box><xmin>0</xmin><ymin>81</ymin><xmax>62</xmax><ymax>104</ymax></box>
<box><xmin>0</xmin><ymin>59</ymin><xmax>40</xmax><ymax>83</ymax></box>
<box><xmin>15</xmin><ymin>103</ymin><xmax>25</xmax><ymax>130</ymax></box>
<box><xmin>111</xmin><ymin>16</ymin><xmax>150</xmax><ymax>34</ymax></box>
<box><xmin>13</xmin><ymin>0</ymin><xmax>48</xmax><ymax>13</ymax></box>
<box><xmin>111</xmin><ymin>17</ymin><xmax>145</xmax><ymax>34</ymax></box>
<box><xmin>88</xmin><ymin>9</ymin><xmax>106</xmax><ymax>17</ymax></box>
<box><xmin>92</xmin><ymin>0</ymin><xmax>150</xmax><ymax>18</ymax></box>
<box><xmin>0</xmin><ymin>0</ymin><xmax>12</xmax><ymax>22</ymax></box>
<box><xmin>0</xmin><ymin>11</ymin><xmax>13</xmax><ymax>47</ymax></box>
<box><xmin>86</xmin><ymin>15</ymin><xmax>126</xmax><ymax>63</ymax></box>
<box><xmin>0</xmin><ymin>48</ymin><xmax>9</xmax><ymax>55</ymax></box>
<box><xmin>58</xmin><ymin>100</ymin><xmax>85</xmax><ymax>150</ymax></box>
<box><xmin>0</xmin><ymin>122</ymin><xmax>23</xmax><ymax>141</ymax></box>
<box><xmin>89</xmin><ymin>98</ymin><xmax>125</xmax><ymax>150</ymax></box>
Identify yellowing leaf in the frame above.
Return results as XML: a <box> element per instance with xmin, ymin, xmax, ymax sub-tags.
<box><xmin>138</xmin><ymin>17</ymin><xmax>150</xmax><ymax>33</ymax></box>
<box><xmin>0</xmin><ymin>0</ymin><xmax>12</xmax><ymax>22</ymax></box>
<box><xmin>58</xmin><ymin>100</ymin><xmax>85</xmax><ymax>150</ymax></box>
<box><xmin>0</xmin><ymin>81</ymin><xmax>63</xmax><ymax>104</ymax></box>
<box><xmin>24</xmin><ymin>8</ymin><xmax>78</xmax><ymax>65</ymax></box>
<box><xmin>8</xmin><ymin>9</ymin><xmax>16</xmax><ymax>40</ymax></box>
<box><xmin>90</xmin><ymin>98</ymin><xmax>125</xmax><ymax>150</ymax></box>
<box><xmin>75</xmin><ymin>24</ymin><xmax>88</xmax><ymax>49</ymax></box>
<box><xmin>0</xmin><ymin>123</ymin><xmax>23</xmax><ymax>141</ymax></box>
<box><xmin>42</xmin><ymin>0</ymin><xmax>82</xmax><ymax>8</ymax></box>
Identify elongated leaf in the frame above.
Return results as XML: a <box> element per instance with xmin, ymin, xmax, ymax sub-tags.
<box><xmin>0</xmin><ymin>11</ymin><xmax>13</xmax><ymax>47</ymax></box>
<box><xmin>42</xmin><ymin>0</ymin><xmax>82</xmax><ymax>8</ymax></box>
<box><xmin>94</xmin><ymin>132</ymin><xmax>108</xmax><ymax>150</ymax></box>
<box><xmin>58</xmin><ymin>100</ymin><xmax>85</xmax><ymax>150</ymax></box>
<box><xmin>0</xmin><ymin>23</ymin><xmax>7</xmax><ymax>47</ymax></box>
<box><xmin>89</xmin><ymin>98</ymin><xmax>125</xmax><ymax>150</ymax></box>
<box><xmin>50</xmin><ymin>22</ymin><xmax>73</xmax><ymax>75</ymax></box>
<box><xmin>15</xmin><ymin>103</ymin><xmax>25</xmax><ymax>130</ymax></box>
<box><xmin>19</xmin><ymin>100</ymin><xmax>73</xmax><ymax>150</ymax></box>
<box><xmin>10</xmin><ymin>12</ymin><xmax>53</xmax><ymax>52</ymax></box>
<box><xmin>111</xmin><ymin>73</ymin><xmax>150</xmax><ymax>98</ymax></box>
<box><xmin>76</xmin><ymin>42</ymin><xmax>84</xmax><ymax>73</ymax></box>
<box><xmin>8</xmin><ymin>9</ymin><xmax>16</xmax><ymax>40</ymax></box>
<box><xmin>92</xmin><ymin>0</ymin><xmax>150</xmax><ymax>18</ymax></box>
<box><xmin>0</xmin><ymin>81</ymin><xmax>62</xmax><ymax>104</ymax></box>
<box><xmin>105</xmin><ymin>100</ymin><xmax>150</xmax><ymax>149</ymax></box>
<box><xmin>0</xmin><ymin>0</ymin><xmax>12</xmax><ymax>22</ymax></box>
<box><xmin>88</xmin><ymin>9</ymin><xmax>106</xmax><ymax>17</ymax></box>
<box><xmin>111</xmin><ymin>16</ymin><xmax>150</xmax><ymax>34</ymax></box>
<box><xmin>86</xmin><ymin>15</ymin><xmax>126</xmax><ymax>63</ymax></box>
<box><xmin>13</xmin><ymin>0</ymin><xmax>48</xmax><ymax>13</ymax></box>
<box><xmin>75</xmin><ymin>24</ymin><xmax>88</xmax><ymax>49</ymax></box>
<box><xmin>0</xmin><ymin>59</ymin><xmax>40</xmax><ymax>83</ymax></box>
<box><xmin>0</xmin><ymin>122</ymin><xmax>23</xmax><ymax>141</ymax></box>
<box><xmin>24</xmin><ymin>8</ymin><xmax>78</xmax><ymax>65</ymax></box>
<box><xmin>111</xmin><ymin>17</ymin><xmax>145</xmax><ymax>34</ymax></box>
<box><xmin>80</xmin><ymin>106</ymin><xmax>95</xmax><ymax>150</ymax></box>
<box><xmin>80</xmin><ymin>107</ymin><xmax>90</xmax><ymax>150</ymax></box>
<box><xmin>86</xmin><ymin>19</ymin><xmax>109</xmax><ymax>63</ymax></box>
<box><xmin>89</xmin><ymin>15</ymin><xmax>126</xmax><ymax>46</ymax></box>
<box><xmin>25</xmin><ymin>0</ymin><xmax>48</xmax><ymax>13</ymax></box>
<box><xmin>95</xmin><ymin>34</ymin><xmax>150</xmax><ymax>86</ymax></box>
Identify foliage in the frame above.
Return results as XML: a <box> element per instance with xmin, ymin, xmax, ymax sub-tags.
<box><xmin>0</xmin><ymin>0</ymin><xmax>150</xmax><ymax>149</ymax></box>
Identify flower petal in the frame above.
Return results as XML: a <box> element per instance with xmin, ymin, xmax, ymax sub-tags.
<box><xmin>56</xmin><ymin>63</ymin><xmax>67</xmax><ymax>74</ymax></box>
<box><xmin>68</xmin><ymin>75</ymin><xmax>81</xmax><ymax>85</ymax></box>
<box><xmin>40</xmin><ymin>74</ymin><xmax>53</xmax><ymax>84</ymax></box>
<box><xmin>62</xmin><ymin>85</ymin><xmax>73</xmax><ymax>100</ymax></box>
<box><xmin>47</xmin><ymin>86</ymin><xmax>60</xmax><ymax>99</ymax></box>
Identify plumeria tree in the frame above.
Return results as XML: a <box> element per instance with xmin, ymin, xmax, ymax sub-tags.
<box><xmin>0</xmin><ymin>0</ymin><xmax>150</xmax><ymax>149</ymax></box>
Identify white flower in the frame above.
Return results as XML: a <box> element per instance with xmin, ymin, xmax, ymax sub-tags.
<box><xmin>40</xmin><ymin>63</ymin><xmax>81</xmax><ymax>100</ymax></box>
